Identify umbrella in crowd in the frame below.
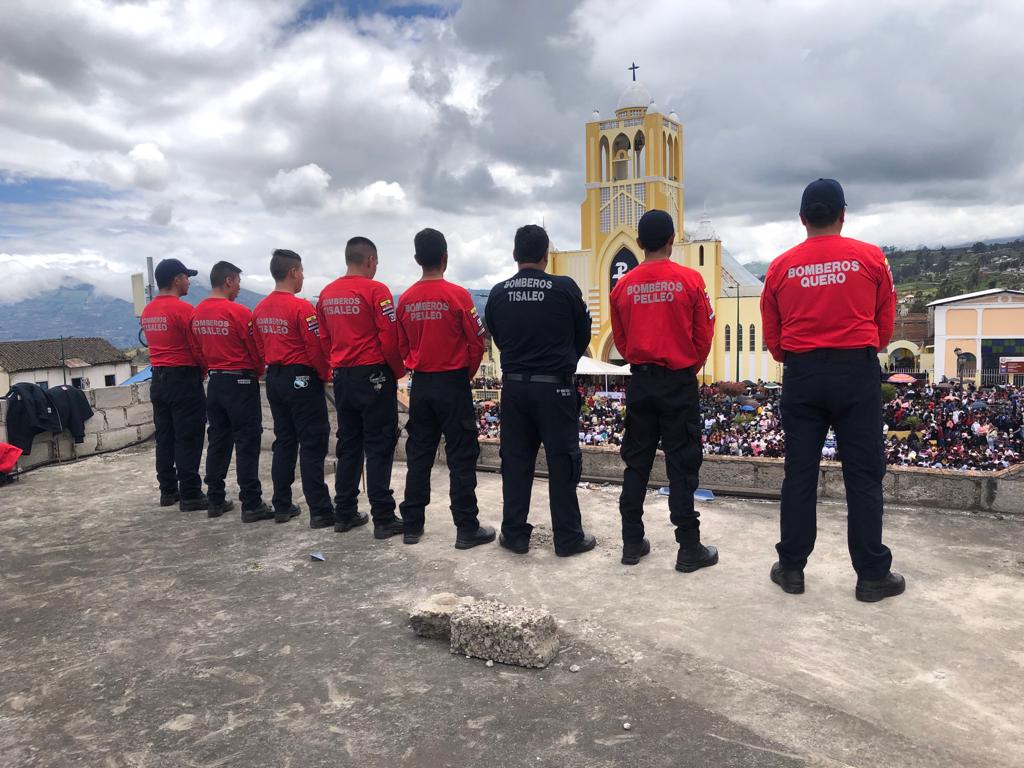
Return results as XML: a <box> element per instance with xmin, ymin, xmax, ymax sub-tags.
<box><xmin>740</xmin><ymin>405</ymin><xmax>757</xmax><ymax>412</ymax></box>
<box><xmin>763</xmin><ymin>383</ymin><xmax>782</xmax><ymax>390</ymax></box>
<box><xmin>887</xmin><ymin>374</ymin><xmax>916</xmax><ymax>384</ymax></box>
<box><xmin>970</xmin><ymin>401</ymin><xmax>989</xmax><ymax>411</ymax></box>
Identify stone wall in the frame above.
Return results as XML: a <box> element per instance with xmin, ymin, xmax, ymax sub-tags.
<box><xmin>0</xmin><ymin>383</ymin><xmax>155</xmax><ymax>472</ymax></box>
<box><xmin>470</xmin><ymin>440</ymin><xmax>1024</xmax><ymax>517</ymax></box>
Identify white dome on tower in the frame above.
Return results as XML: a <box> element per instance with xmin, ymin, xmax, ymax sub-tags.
<box><xmin>647</xmin><ymin>99</ymin><xmax>659</xmax><ymax>114</ymax></box>
<box><xmin>617</xmin><ymin>81</ymin><xmax>651</xmax><ymax>111</ymax></box>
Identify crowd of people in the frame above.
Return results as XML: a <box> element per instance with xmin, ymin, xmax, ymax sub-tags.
<box><xmin>472</xmin><ymin>376</ymin><xmax>1024</xmax><ymax>472</ymax></box>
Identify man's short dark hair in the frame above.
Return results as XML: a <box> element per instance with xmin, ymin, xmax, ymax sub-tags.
<box><xmin>802</xmin><ymin>203</ymin><xmax>842</xmax><ymax>228</ymax></box>
<box><xmin>345</xmin><ymin>236</ymin><xmax>377</xmax><ymax>265</ymax></box>
<box><xmin>210</xmin><ymin>260</ymin><xmax>242</xmax><ymax>288</ymax></box>
<box><xmin>414</xmin><ymin>228</ymin><xmax>447</xmax><ymax>268</ymax></box>
<box><xmin>513</xmin><ymin>224</ymin><xmax>549</xmax><ymax>263</ymax></box>
<box><xmin>270</xmin><ymin>249</ymin><xmax>301</xmax><ymax>281</ymax></box>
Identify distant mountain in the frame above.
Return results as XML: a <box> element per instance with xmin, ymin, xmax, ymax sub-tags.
<box><xmin>0</xmin><ymin>281</ymin><xmax>266</xmax><ymax>347</ymax></box>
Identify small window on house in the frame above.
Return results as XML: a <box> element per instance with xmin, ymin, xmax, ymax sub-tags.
<box><xmin>105</xmin><ymin>374</ymin><xmax>116</xmax><ymax>387</ymax></box>
<box><xmin>71</xmin><ymin>377</ymin><xmax>84</xmax><ymax>389</ymax></box>
<box><xmin>36</xmin><ymin>380</ymin><xmax>49</xmax><ymax>391</ymax></box>
<box><xmin>699</xmin><ymin>245</ymin><xmax>705</xmax><ymax>267</ymax></box>
<box><xmin>737</xmin><ymin>326</ymin><xmax>744</xmax><ymax>352</ymax></box>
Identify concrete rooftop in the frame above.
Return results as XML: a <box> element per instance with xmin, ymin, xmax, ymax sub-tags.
<box><xmin>1</xmin><ymin>444</ymin><xmax>1022</xmax><ymax>767</ymax></box>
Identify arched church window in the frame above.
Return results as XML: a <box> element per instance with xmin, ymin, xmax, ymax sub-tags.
<box><xmin>737</xmin><ymin>323</ymin><xmax>743</xmax><ymax>352</ymax></box>
<box><xmin>599</xmin><ymin>136</ymin><xmax>610</xmax><ymax>182</ymax></box>
<box><xmin>633</xmin><ymin>130</ymin><xmax>645</xmax><ymax>178</ymax></box>
<box><xmin>749</xmin><ymin>324</ymin><xmax>756</xmax><ymax>352</ymax></box>
<box><xmin>724</xmin><ymin>325</ymin><xmax>731</xmax><ymax>352</ymax></box>
<box><xmin>699</xmin><ymin>245</ymin><xmax>704</xmax><ymax>266</ymax></box>
<box><xmin>612</xmin><ymin>133</ymin><xmax>631</xmax><ymax>181</ymax></box>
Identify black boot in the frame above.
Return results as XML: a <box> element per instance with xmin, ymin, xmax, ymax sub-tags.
<box><xmin>770</xmin><ymin>562</ymin><xmax>805</xmax><ymax>594</ymax></box>
<box><xmin>309</xmin><ymin>513</ymin><xmax>336</xmax><ymax>530</ymax></box>
<box><xmin>334</xmin><ymin>511</ymin><xmax>370</xmax><ymax>533</ymax></box>
<box><xmin>241</xmin><ymin>502</ymin><xmax>274</xmax><ymax>523</ymax></box>
<box><xmin>404</xmin><ymin>528</ymin><xmax>423</xmax><ymax>545</ymax></box>
<box><xmin>675</xmin><ymin>543</ymin><xmax>718</xmax><ymax>573</ymax></box>
<box><xmin>455</xmin><ymin>525</ymin><xmax>496</xmax><ymax>550</ymax></box>
<box><xmin>373</xmin><ymin>517</ymin><xmax>405</xmax><ymax>539</ymax></box>
<box><xmin>498</xmin><ymin>534</ymin><xmax>529</xmax><ymax>554</ymax></box>
<box><xmin>160</xmin><ymin>491</ymin><xmax>180</xmax><ymax>507</ymax></box>
<box><xmin>179</xmin><ymin>493</ymin><xmax>208</xmax><ymax>512</ymax></box>
<box><xmin>555</xmin><ymin>533</ymin><xmax>597</xmax><ymax>558</ymax></box>
<box><xmin>621</xmin><ymin>538</ymin><xmax>651</xmax><ymax>566</ymax></box>
<box><xmin>207</xmin><ymin>497</ymin><xmax>235</xmax><ymax>518</ymax></box>
<box><xmin>855</xmin><ymin>571</ymin><xmax>905</xmax><ymax>603</ymax></box>
<box><xmin>275</xmin><ymin>504</ymin><xmax>301</xmax><ymax>524</ymax></box>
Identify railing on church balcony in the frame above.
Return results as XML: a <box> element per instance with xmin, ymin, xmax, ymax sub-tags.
<box><xmin>599</xmin><ymin>120</ymin><xmax>620</xmax><ymax>130</ymax></box>
<box><xmin>886</xmin><ymin>365</ymin><xmax>921</xmax><ymax>374</ymax></box>
<box><xmin>979</xmin><ymin>369</ymin><xmax>1024</xmax><ymax>387</ymax></box>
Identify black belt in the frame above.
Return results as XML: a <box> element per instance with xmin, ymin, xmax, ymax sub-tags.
<box><xmin>504</xmin><ymin>373</ymin><xmax>573</xmax><ymax>384</ymax></box>
<box><xmin>152</xmin><ymin>365</ymin><xmax>201</xmax><ymax>376</ymax></box>
<box><xmin>784</xmin><ymin>347</ymin><xmax>876</xmax><ymax>362</ymax></box>
<box><xmin>209</xmin><ymin>369</ymin><xmax>256</xmax><ymax>376</ymax></box>
<box><xmin>268</xmin><ymin>363</ymin><xmax>316</xmax><ymax>375</ymax></box>
<box><xmin>411</xmin><ymin>368</ymin><xmax>469</xmax><ymax>378</ymax></box>
<box><xmin>630</xmin><ymin>364</ymin><xmax>697</xmax><ymax>376</ymax></box>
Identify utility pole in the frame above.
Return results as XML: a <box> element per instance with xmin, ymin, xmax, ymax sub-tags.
<box><xmin>735</xmin><ymin>282</ymin><xmax>741</xmax><ymax>382</ymax></box>
<box><xmin>60</xmin><ymin>335</ymin><xmax>67</xmax><ymax>385</ymax></box>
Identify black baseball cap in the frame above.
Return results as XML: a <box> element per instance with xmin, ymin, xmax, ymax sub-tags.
<box><xmin>154</xmin><ymin>258</ymin><xmax>198</xmax><ymax>286</ymax></box>
<box><xmin>637</xmin><ymin>209</ymin><xmax>675</xmax><ymax>250</ymax></box>
<box><xmin>800</xmin><ymin>178</ymin><xmax>846</xmax><ymax>219</ymax></box>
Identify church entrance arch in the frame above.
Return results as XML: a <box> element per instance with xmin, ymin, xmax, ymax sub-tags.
<box><xmin>609</xmin><ymin>247</ymin><xmax>638</xmax><ymax>291</ymax></box>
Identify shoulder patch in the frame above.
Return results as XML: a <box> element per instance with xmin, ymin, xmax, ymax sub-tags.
<box><xmin>305</xmin><ymin>314</ymin><xmax>320</xmax><ymax>338</ymax></box>
<box><xmin>379</xmin><ymin>298</ymin><xmax>396</xmax><ymax>322</ymax></box>
<box><xmin>704</xmin><ymin>288</ymin><xmax>715</xmax><ymax>320</ymax></box>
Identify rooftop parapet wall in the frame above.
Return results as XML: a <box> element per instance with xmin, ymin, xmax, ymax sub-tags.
<box><xmin>470</xmin><ymin>440</ymin><xmax>1024</xmax><ymax>517</ymax></box>
<box><xmin>0</xmin><ymin>382</ymin><xmax>155</xmax><ymax>471</ymax></box>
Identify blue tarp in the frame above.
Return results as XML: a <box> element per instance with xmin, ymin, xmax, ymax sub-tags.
<box><xmin>119</xmin><ymin>365</ymin><xmax>152</xmax><ymax>386</ymax></box>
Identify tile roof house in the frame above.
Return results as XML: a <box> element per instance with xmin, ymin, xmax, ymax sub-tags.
<box><xmin>0</xmin><ymin>337</ymin><xmax>131</xmax><ymax>393</ymax></box>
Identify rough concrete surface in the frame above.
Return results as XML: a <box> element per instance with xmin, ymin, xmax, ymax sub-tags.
<box><xmin>410</xmin><ymin>592</ymin><xmax>476</xmax><ymax>640</ymax></box>
<box><xmin>1</xmin><ymin>444</ymin><xmax>1022</xmax><ymax>767</ymax></box>
<box><xmin>449</xmin><ymin>600</ymin><xmax>559</xmax><ymax>668</ymax></box>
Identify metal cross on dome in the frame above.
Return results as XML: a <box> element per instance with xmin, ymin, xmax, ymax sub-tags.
<box><xmin>628</xmin><ymin>62</ymin><xmax>639</xmax><ymax>81</ymax></box>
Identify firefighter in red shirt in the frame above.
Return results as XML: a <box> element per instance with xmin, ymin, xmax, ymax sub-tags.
<box><xmin>317</xmin><ymin>237</ymin><xmax>405</xmax><ymax>538</ymax></box>
<box><xmin>396</xmin><ymin>229</ymin><xmax>495</xmax><ymax>549</ymax></box>
<box><xmin>252</xmin><ymin>249</ymin><xmax>333</xmax><ymax>527</ymax></box>
<box><xmin>760</xmin><ymin>178</ymin><xmax>903</xmax><ymax>602</ymax></box>
<box><xmin>610</xmin><ymin>209</ymin><xmax>718</xmax><ymax>572</ymax></box>
<box><xmin>190</xmin><ymin>261</ymin><xmax>271</xmax><ymax>522</ymax></box>
<box><xmin>140</xmin><ymin>258</ymin><xmax>207</xmax><ymax>512</ymax></box>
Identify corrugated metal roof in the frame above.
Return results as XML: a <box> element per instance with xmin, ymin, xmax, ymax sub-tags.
<box><xmin>0</xmin><ymin>337</ymin><xmax>127</xmax><ymax>374</ymax></box>
<box><xmin>927</xmin><ymin>288</ymin><xmax>1024</xmax><ymax>307</ymax></box>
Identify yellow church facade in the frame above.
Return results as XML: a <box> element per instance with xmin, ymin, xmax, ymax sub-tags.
<box><xmin>549</xmin><ymin>80</ymin><xmax>781</xmax><ymax>384</ymax></box>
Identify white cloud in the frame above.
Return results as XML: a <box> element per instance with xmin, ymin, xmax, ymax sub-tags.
<box><xmin>80</xmin><ymin>142</ymin><xmax>172</xmax><ymax>191</ymax></box>
<box><xmin>261</xmin><ymin>163</ymin><xmax>331</xmax><ymax>211</ymax></box>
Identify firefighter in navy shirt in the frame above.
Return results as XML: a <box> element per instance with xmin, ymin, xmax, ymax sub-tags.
<box><xmin>610</xmin><ymin>209</ymin><xmax>718</xmax><ymax>572</ymax></box>
<box><xmin>760</xmin><ymin>178</ymin><xmax>903</xmax><ymax>602</ymax></box>
<box><xmin>317</xmin><ymin>237</ymin><xmax>405</xmax><ymax>539</ymax></box>
<box><xmin>139</xmin><ymin>258</ymin><xmax>207</xmax><ymax>512</ymax></box>
<box><xmin>252</xmin><ymin>249</ymin><xmax>333</xmax><ymax>528</ymax></box>
<box><xmin>484</xmin><ymin>224</ymin><xmax>596</xmax><ymax>557</ymax></box>
<box><xmin>396</xmin><ymin>229</ymin><xmax>495</xmax><ymax>549</ymax></box>
<box><xmin>191</xmin><ymin>261</ymin><xmax>272</xmax><ymax>522</ymax></box>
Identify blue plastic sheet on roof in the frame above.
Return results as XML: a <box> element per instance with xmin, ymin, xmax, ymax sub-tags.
<box><xmin>119</xmin><ymin>366</ymin><xmax>152</xmax><ymax>386</ymax></box>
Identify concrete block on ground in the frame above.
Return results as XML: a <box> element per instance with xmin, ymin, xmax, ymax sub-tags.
<box><xmin>137</xmin><ymin>422</ymin><xmax>156</xmax><ymax>442</ymax></box>
<box><xmin>18</xmin><ymin>443</ymin><xmax>52</xmax><ymax>470</ymax></box>
<box><xmin>0</xmin><ymin>398</ymin><xmax>8</xmax><ymax>423</ymax></box>
<box><xmin>990</xmin><ymin>477</ymin><xmax>1024</xmax><ymax>516</ymax></box>
<box><xmin>103</xmin><ymin>407</ymin><xmax>128</xmax><ymax>430</ymax></box>
<box><xmin>85</xmin><ymin>389</ymin><xmax>97</xmax><ymax>407</ymax></box>
<box><xmin>136</xmin><ymin>381</ymin><xmax>151</xmax><ymax>404</ymax></box>
<box><xmin>449</xmin><ymin>600</ymin><xmax>558</xmax><ymax>668</ymax></box>
<box><xmin>894</xmin><ymin>471</ymin><xmax>980</xmax><ymax>511</ymax></box>
<box><xmin>72</xmin><ymin>433</ymin><xmax>100</xmax><ymax>459</ymax></box>
<box><xmin>98</xmin><ymin>427</ymin><xmax>141</xmax><ymax>452</ymax></box>
<box><xmin>53</xmin><ymin>435</ymin><xmax>75</xmax><ymax>461</ymax></box>
<box><xmin>125</xmin><ymin>404</ymin><xmax>153</xmax><ymax>426</ymax></box>
<box><xmin>410</xmin><ymin>593</ymin><xmax>476</xmax><ymax>640</ymax></box>
<box><xmin>93</xmin><ymin>387</ymin><xmax>134</xmax><ymax>410</ymax></box>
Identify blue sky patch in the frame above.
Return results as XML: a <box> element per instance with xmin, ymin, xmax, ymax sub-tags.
<box><xmin>0</xmin><ymin>173</ymin><xmax>117</xmax><ymax>205</ymax></box>
<box><xmin>292</xmin><ymin>0</ymin><xmax>453</xmax><ymax>26</ymax></box>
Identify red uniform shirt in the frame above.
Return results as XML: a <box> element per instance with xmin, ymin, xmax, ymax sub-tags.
<box><xmin>317</xmin><ymin>275</ymin><xmax>404</xmax><ymax>379</ymax></box>
<box><xmin>610</xmin><ymin>259</ymin><xmax>715</xmax><ymax>370</ymax></box>
<box><xmin>251</xmin><ymin>290</ymin><xmax>331</xmax><ymax>382</ymax></box>
<box><xmin>190</xmin><ymin>297</ymin><xmax>264</xmax><ymax>375</ymax></box>
<box><xmin>397</xmin><ymin>278</ymin><xmax>485</xmax><ymax>376</ymax></box>
<box><xmin>140</xmin><ymin>294</ymin><xmax>203</xmax><ymax>367</ymax></box>
<box><xmin>760</xmin><ymin>235</ymin><xmax>896</xmax><ymax>361</ymax></box>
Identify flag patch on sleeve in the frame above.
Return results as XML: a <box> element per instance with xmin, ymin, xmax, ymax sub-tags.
<box><xmin>305</xmin><ymin>314</ymin><xmax>320</xmax><ymax>338</ymax></box>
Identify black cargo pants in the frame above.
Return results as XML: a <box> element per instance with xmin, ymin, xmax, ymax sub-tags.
<box><xmin>332</xmin><ymin>364</ymin><xmax>399</xmax><ymax>524</ymax></box>
<box><xmin>498</xmin><ymin>374</ymin><xmax>585</xmax><ymax>554</ymax></box>
<box><xmin>778</xmin><ymin>347</ymin><xmax>892</xmax><ymax>579</ymax></box>
<box><xmin>619</xmin><ymin>365</ymin><xmax>703</xmax><ymax>547</ymax></box>
<box><xmin>266</xmin><ymin>364</ymin><xmax>332</xmax><ymax>520</ymax></box>
<box><xmin>399</xmin><ymin>369</ymin><xmax>481</xmax><ymax>536</ymax></box>
<box><xmin>204</xmin><ymin>370</ymin><xmax>263</xmax><ymax>510</ymax></box>
<box><xmin>150</xmin><ymin>366</ymin><xmax>206</xmax><ymax>500</ymax></box>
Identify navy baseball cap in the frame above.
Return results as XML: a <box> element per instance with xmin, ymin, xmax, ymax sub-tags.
<box><xmin>154</xmin><ymin>258</ymin><xmax>198</xmax><ymax>286</ymax></box>
<box><xmin>637</xmin><ymin>209</ymin><xmax>675</xmax><ymax>249</ymax></box>
<box><xmin>800</xmin><ymin>178</ymin><xmax>846</xmax><ymax>218</ymax></box>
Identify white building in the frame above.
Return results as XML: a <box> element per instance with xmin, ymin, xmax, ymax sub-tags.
<box><xmin>0</xmin><ymin>337</ymin><xmax>131</xmax><ymax>393</ymax></box>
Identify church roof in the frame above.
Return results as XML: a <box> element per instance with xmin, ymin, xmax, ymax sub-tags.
<box><xmin>692</xmin><ymin>214</ymin><xmax>718</xmax><ymax>242</ymax></box>
<box><xmin>720</xmin><ymin>253</ymin><xmax>764</xmax><ymax>298</ymax></box>
<box><xmin>617</xmin><ymin>81</ymin><xmax>651</xmax><ymax>111</ymax></box>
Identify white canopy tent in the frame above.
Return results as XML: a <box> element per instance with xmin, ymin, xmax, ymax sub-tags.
<box><xmin>575</xmin><ymin>357</ymin><xmax>631</xmax><ymax>376</ymax></box>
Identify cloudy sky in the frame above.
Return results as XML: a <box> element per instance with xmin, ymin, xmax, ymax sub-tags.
<box><xmin>2</xmin><ymin>0</ymin><xmax>1023</xmax><ymax>302</ymax></box>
